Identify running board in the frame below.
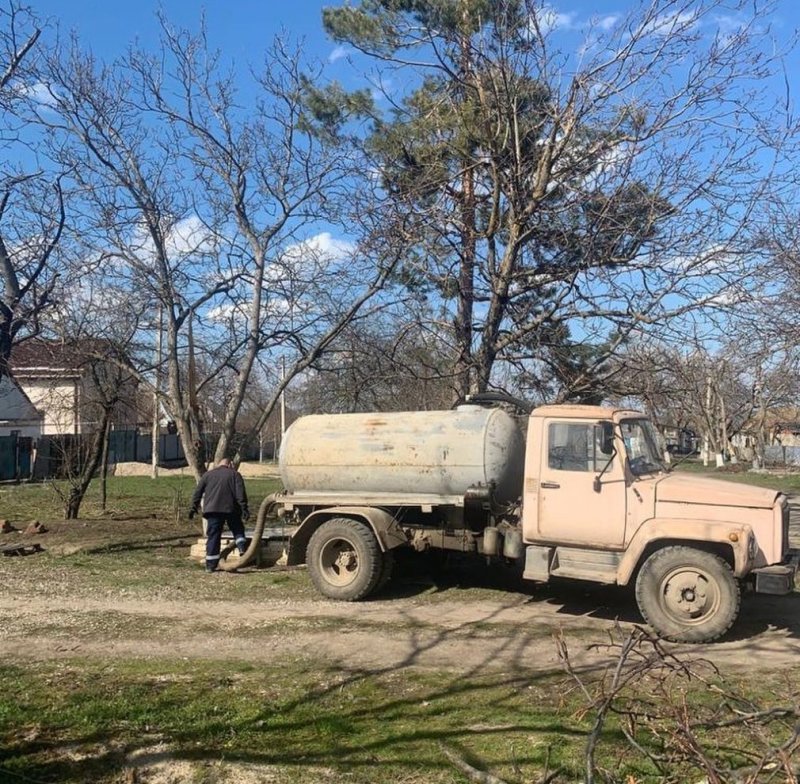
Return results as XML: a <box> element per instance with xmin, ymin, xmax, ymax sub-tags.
<box><xmin>523</xmin><ymin>545</ymin><xmax>621</xmax><ymax>584</ymax></box>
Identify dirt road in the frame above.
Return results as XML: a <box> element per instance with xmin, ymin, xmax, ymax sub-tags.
<box><xmin>1</xmin><ymin>511</ymin><xmax>798</xmax><ymax>676</ymax></box>
<box><xmin>2</xmin><ymin>577</ymin><xmax>799</xmax><ymax>675</ymax></box>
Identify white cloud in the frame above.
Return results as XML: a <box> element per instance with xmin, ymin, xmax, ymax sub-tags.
<box><xmin>128</xmin><ymin>214</ymin><xmax>218</xmax><ymax>265</ymax></box>
<box><xmin>661</xmin><ymin>244</ymin><xmax>731</xmax><ymax>275</ymax></box>
<box><xmin>595</xmin><ymin>14</ymin><xmax>620</xmax><ymax>31</ymax></box>
<box><xmin>264</xmin><ymin>231</ymin><xmax>356</xmax><ymax>285</ymax></box>
<box><xmin>19</xmin><ymin>80</ymin><xmax>58</xmax><ymax>108</ymax></box>
<box><xmin>644</xmin><ymin>10</ymin><xmax>699</xmax><ymax>37</ymax></box>
<box><xmin>328</xmin><ymin>45</ymin><xmax>350</xmax><ymax>63</ymax></box>
<box><xmin>281</xmin><ymin>231</ymin><xmax>355</xmax><ymax>266</ymax></box>
<box><xmin>165</xmin><ymin>215</ymin><xmax>216</xmax><ymax>256</ymax></box>
<box><xmin>536</xmin><ymin>6</ymin><xmax>579</xmax><ymax>34</ymax></box>
<box><xmin>311</xmin><ymin>231</ymin><xmax>355</xmax><ymax>258</ymax></box>
<box><xmin>206</xmin><ymin>302</ymin><xmax>241</xmax><ymax>324</ymax></box>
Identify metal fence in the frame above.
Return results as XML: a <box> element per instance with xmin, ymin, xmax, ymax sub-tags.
<box><xmin>108</xmin><ymin>431</ymin><xmax>188</xmax><ymax>464</ymax></box>
<box><xmin>2</xmin><ymin>430</ymin><xmax>263</xmax><ymax>481</ymax></box>
<box><xmin>764</xmin><ymin>445</ymin><xmax>800</xmax><ymax>467</ymax></box>
<box><xmin>107</xmin><ymin>431</ymin><xmax>260</xmax><ymax>463</ymax></box>
<box><xmin>0</xmin><ymin>435</ymin><xmax>34</xmax><ymax>481</ymax></box>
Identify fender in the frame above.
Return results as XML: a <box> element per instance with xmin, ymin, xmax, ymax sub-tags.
<box><xmin>617</xmin><ymin>517</ymin><xmax>754</xmax><ymax>585</ymax></box>
<box><xmin>287</xmin><ymin>506</ymin><xmax>408</xmax><ymax>566</ymax></box>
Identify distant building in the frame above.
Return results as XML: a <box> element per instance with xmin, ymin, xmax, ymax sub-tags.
<box><xmin>10</xmin><ymin>339</ymin><xmax>139</xmax><ymax>435</ymax></box>
<box><xmin>0</xmin><ymin>373</ymin><xmax>43</xmax><ymax>438</ymax></box>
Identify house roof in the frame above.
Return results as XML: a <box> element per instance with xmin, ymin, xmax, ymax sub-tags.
<box><xmin>0</xmin><ymin>374</ymin><xmax>42</xmax><ymax>422</ymax></box>
<box><xmin>10</xmin><ymin>338</ymin><xmax>114</xmax><ymax>378</ymax></box>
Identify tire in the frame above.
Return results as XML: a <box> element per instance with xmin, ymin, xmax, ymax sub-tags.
<box><xmin>307</xmin><ymin>518</ymin><xmax>382</xmax><ymax>601</ymax></box>
<box><xmin>635</xmin><ymin>546</ymin><xmax>740</xmax><ymax>643</ymax></box>
<box><xmin>374</xmin><ymin>550</ymin><xmax>395</xmax><ymax>594</ymax></box>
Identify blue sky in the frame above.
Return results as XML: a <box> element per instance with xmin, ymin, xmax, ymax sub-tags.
<box><xmin>18</xmin><ymin>1</ymin><xmax>800</xmax><ymax>362</ymax></box>
<box><xmin>27</xmin><ymin>1</ymin><xmax>800</xmax><ymax>54</ymax></box>
<box><xmin>32</xmin><ymin>1</ymin><xmax>345</xmax><ymax>68</ymax></box>
<box><xmin>25</xmin><ymin>0</ymin><xmax>800</xmax><ymax>110</ymax></box>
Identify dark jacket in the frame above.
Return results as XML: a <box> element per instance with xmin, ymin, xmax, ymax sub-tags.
<box><xmin>190</xmin><ymin>464</ymin><xmax>249</xmax><ymax>518</ymax></box>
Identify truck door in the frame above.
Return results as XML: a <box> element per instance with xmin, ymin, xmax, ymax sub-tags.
<box><xmin>537</xmin><ymin>420</ymin><xmax>626</xmax><ymax>548</ymax></box>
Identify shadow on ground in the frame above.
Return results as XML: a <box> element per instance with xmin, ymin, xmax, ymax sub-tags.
<box><xmin>380</xmin><ymin>550</ymin><xmax>800</xmax><ymax>642</ymax></box>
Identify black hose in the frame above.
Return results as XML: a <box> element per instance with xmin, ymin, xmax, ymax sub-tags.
<box><xmin>457</xmin><ymin>392</ymin><xmax>533</xmax><ymax>414</ymax></box>
<box><xmin>218</xmin><ymin>493</ymin><xmax>279</xmax><ymax>572</ymax></box>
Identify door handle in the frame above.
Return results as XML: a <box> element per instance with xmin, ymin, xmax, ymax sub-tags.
<box><xmin>540</xmin><ymin>481</ymin><xmax>561</xmax><ymax>489</ymax></box>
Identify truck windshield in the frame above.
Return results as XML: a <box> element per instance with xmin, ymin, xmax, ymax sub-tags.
<box><xmin>620</xmin><ymin>419</ymin><xmax>665</xmax><ymax>476</ymax></box>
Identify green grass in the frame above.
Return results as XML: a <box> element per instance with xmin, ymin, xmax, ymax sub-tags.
<box><xmin>0</xmin><ymin>474</ymin><xmax>283</xmax><ymax>522</ymax></box>
<box><xmin>0</xmin><ymin>658</ymin><xmax>588</xmax><ymax>784</ymax></box>
<box><xmin>1</xmin><ymin>462</ymin><xmax>798</xmax><ymax>782</ymax></box>
<box><xmin>1</xmin><ymin>460</ymin><xmax>794</xmax><ymax>525</ymax></box>
<box><xmin>0</xmin><ymin>656</ymin><xmax>796</xmax><ymax>784</ymax></box>
<box><xmin>673</xmin><ymin>459</ymin><xmax>800</xmax><ymax>493</ymax></box>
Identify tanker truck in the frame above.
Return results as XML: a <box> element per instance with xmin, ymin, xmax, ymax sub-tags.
<box><xmin>263</xmin><ymin>399</ymin><xmax>796</xmax><ymax>643</ymax></box>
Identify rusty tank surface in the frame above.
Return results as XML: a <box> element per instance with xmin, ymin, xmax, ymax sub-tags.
<box><xmin>279</xmin><ymin>406</ymin><xmax>525</xmax><ymax>502</ymax></box>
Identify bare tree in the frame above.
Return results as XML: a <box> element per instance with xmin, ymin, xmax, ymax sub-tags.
<box><xmin>609</xmin><ymin>332</ymin><xmax>800</xmax><ymax>466</ymax></box>
<box><xmin>35</xmin><ymin>21</ymin><xmax>396</xmax><ymax>478</ymax></box>
<box><xmin>126</xmin><ymin>22</ymin><xmax>397</xmax><ymax>465</ymax></box>
<box><xmin>0</xmin><ymin>3</ymin><xmax>65</xmax><ymax>376</ymax></box>
<box><xmin>295</xmin><ymin>317</ymin><xmax>455</xmax><ymax>414</ymax></box>
<box><xmin>45</xmin><ymin>342</ymin><xmax>135</xmax><ymax>519</ymax></box>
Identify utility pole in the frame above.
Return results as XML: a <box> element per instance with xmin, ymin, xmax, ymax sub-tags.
<box><xmin>280</xmin><ymin>356</ymin><xmax>286</xmax><ymax>438</ymax></box>
<box><xmin>703</xmin><ymin>373</ymin><xmax>712</xmax><ymax>467</ymax></box>
<box><xmin>151</xmin><ymin>305</ymin><xmax>162</xmax><ymax>479</ymax></box>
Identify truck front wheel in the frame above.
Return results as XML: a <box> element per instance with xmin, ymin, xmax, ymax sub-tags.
<box><xmin>635</xmin><ymin>546</ymin><xmax>740</xmax><ymax>643</ymax></box>
<box><xmin>307</xmin><ymin>518</ymin><xmax>382</xmax><ymax>601</ymax></box>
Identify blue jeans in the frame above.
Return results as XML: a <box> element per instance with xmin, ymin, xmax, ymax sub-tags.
<box><xmin>205</xmin><ymin>514</ymin><xmax>246</xmax><ymax>571</ymax></box>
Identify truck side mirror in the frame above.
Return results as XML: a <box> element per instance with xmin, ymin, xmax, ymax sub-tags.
<box><xmin>599</xmin><ymin>422</ymin><xmax>615</xmax><ymax>455</ymax></box>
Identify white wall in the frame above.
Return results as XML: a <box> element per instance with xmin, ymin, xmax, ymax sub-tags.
<box><xmin>18</xmin><ymin>379</ymin><xmax>79</xmax><ymax>435</ymax></box>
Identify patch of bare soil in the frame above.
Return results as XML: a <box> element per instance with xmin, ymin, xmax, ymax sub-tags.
<box><xmin>124</xmin><ymin>744</ymin><xmax>341</xmax><ymax>784</ymax></box>
<box><xmin>0</xmin><ymin>514</ymin><xmax>200</xmax><ymax>552</ymax></box>
<box><xmin>1</xmin><ymin>516</ymin><xmax>799</xmax><ymax>677</ymax></box>
<box><xmin>1</xmin><ymin>585</ymin><xmax>800</xmax><ymax>677</ymax></box>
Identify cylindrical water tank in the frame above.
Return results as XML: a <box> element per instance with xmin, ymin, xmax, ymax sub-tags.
<box><xmin>279</xmin><ymin>406</ymin><xmax>525</xmax><ymax>502</ymax></box>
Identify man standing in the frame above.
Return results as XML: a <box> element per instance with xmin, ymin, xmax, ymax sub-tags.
<box><xmin>189</xmin><ymin>457</ymin><xmax>250</xmax><ymax>572</ymax></box>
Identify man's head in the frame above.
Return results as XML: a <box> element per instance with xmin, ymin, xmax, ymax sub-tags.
<box><xmin>217</xmin><ymin>457</ymin><xmax>232</xmax><ymax>468</ymax></box>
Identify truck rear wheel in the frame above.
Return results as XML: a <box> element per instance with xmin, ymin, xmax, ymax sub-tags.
<box><xmin>635</xmin><ymin>546</ymin><xmax>740</xmax><ymax>643</ymax></box>
<box><xmin>374</xmin><ymin>550</ymin><xmax>395</xmax><ymax>594</ymax></box>
<box><xmin>307</xmin><ymin>518</ymin><xmax>382</xmax><ymax>601</ymax></box>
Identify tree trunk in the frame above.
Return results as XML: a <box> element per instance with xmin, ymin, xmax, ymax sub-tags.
<box><xmin>452</xmin><ymin>28</ymin><xmax>477</xmax><ymax>403</ymax></box>
<box><xmin>100</xmin><ymin>417</ymin><xmax>111</xmax><ymax>511</ymax></box>
<box><xmin>164</xmin><ymin>320</ymin><xmax>206</xmax><ymax>480</ymax></box>
<box><xmin>214</xmin><ymin>249</ymin><xmax>265</xmax><ymax>464</ymax></box>
<box><xmin>0</xmin><ymin>331</ymin><xmax>10</xmax><ymax>378</ymax></box>
<box><xmin>64</xmin><ymin>408</ymin><xmax>112</xmax><ymax>519</ymax></box>
<box><xmin>453</xmin><ymin>179</ymin><xmax>476</xmax><ymax>401</ymax></box>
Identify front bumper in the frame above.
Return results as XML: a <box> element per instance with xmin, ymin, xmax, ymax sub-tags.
<box><xmin>752</xmin><ymin>548</ymin><xmax>799</xmax><ymax>595</ymax></box>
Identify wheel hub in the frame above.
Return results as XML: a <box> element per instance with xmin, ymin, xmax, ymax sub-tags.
<box><xmin>664</xmin><ymin>571</ymin><xmax>712</xmax><ymax>618</ymax></box>
<box><xmin>335</xmin><ymin>551</ymin><xmax>357</xmax><ymax>571</ymax></box>
<box><xmin>319</xmin><ymin>538</ymin><xmax>360</xmax><ymax>586</ymax></box>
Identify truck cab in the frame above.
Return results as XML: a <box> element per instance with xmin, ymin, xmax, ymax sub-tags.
<box><xmin>522</xmin><ymin>405</ymin><xmax>793</xmax><ymax>641</ymax></box>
